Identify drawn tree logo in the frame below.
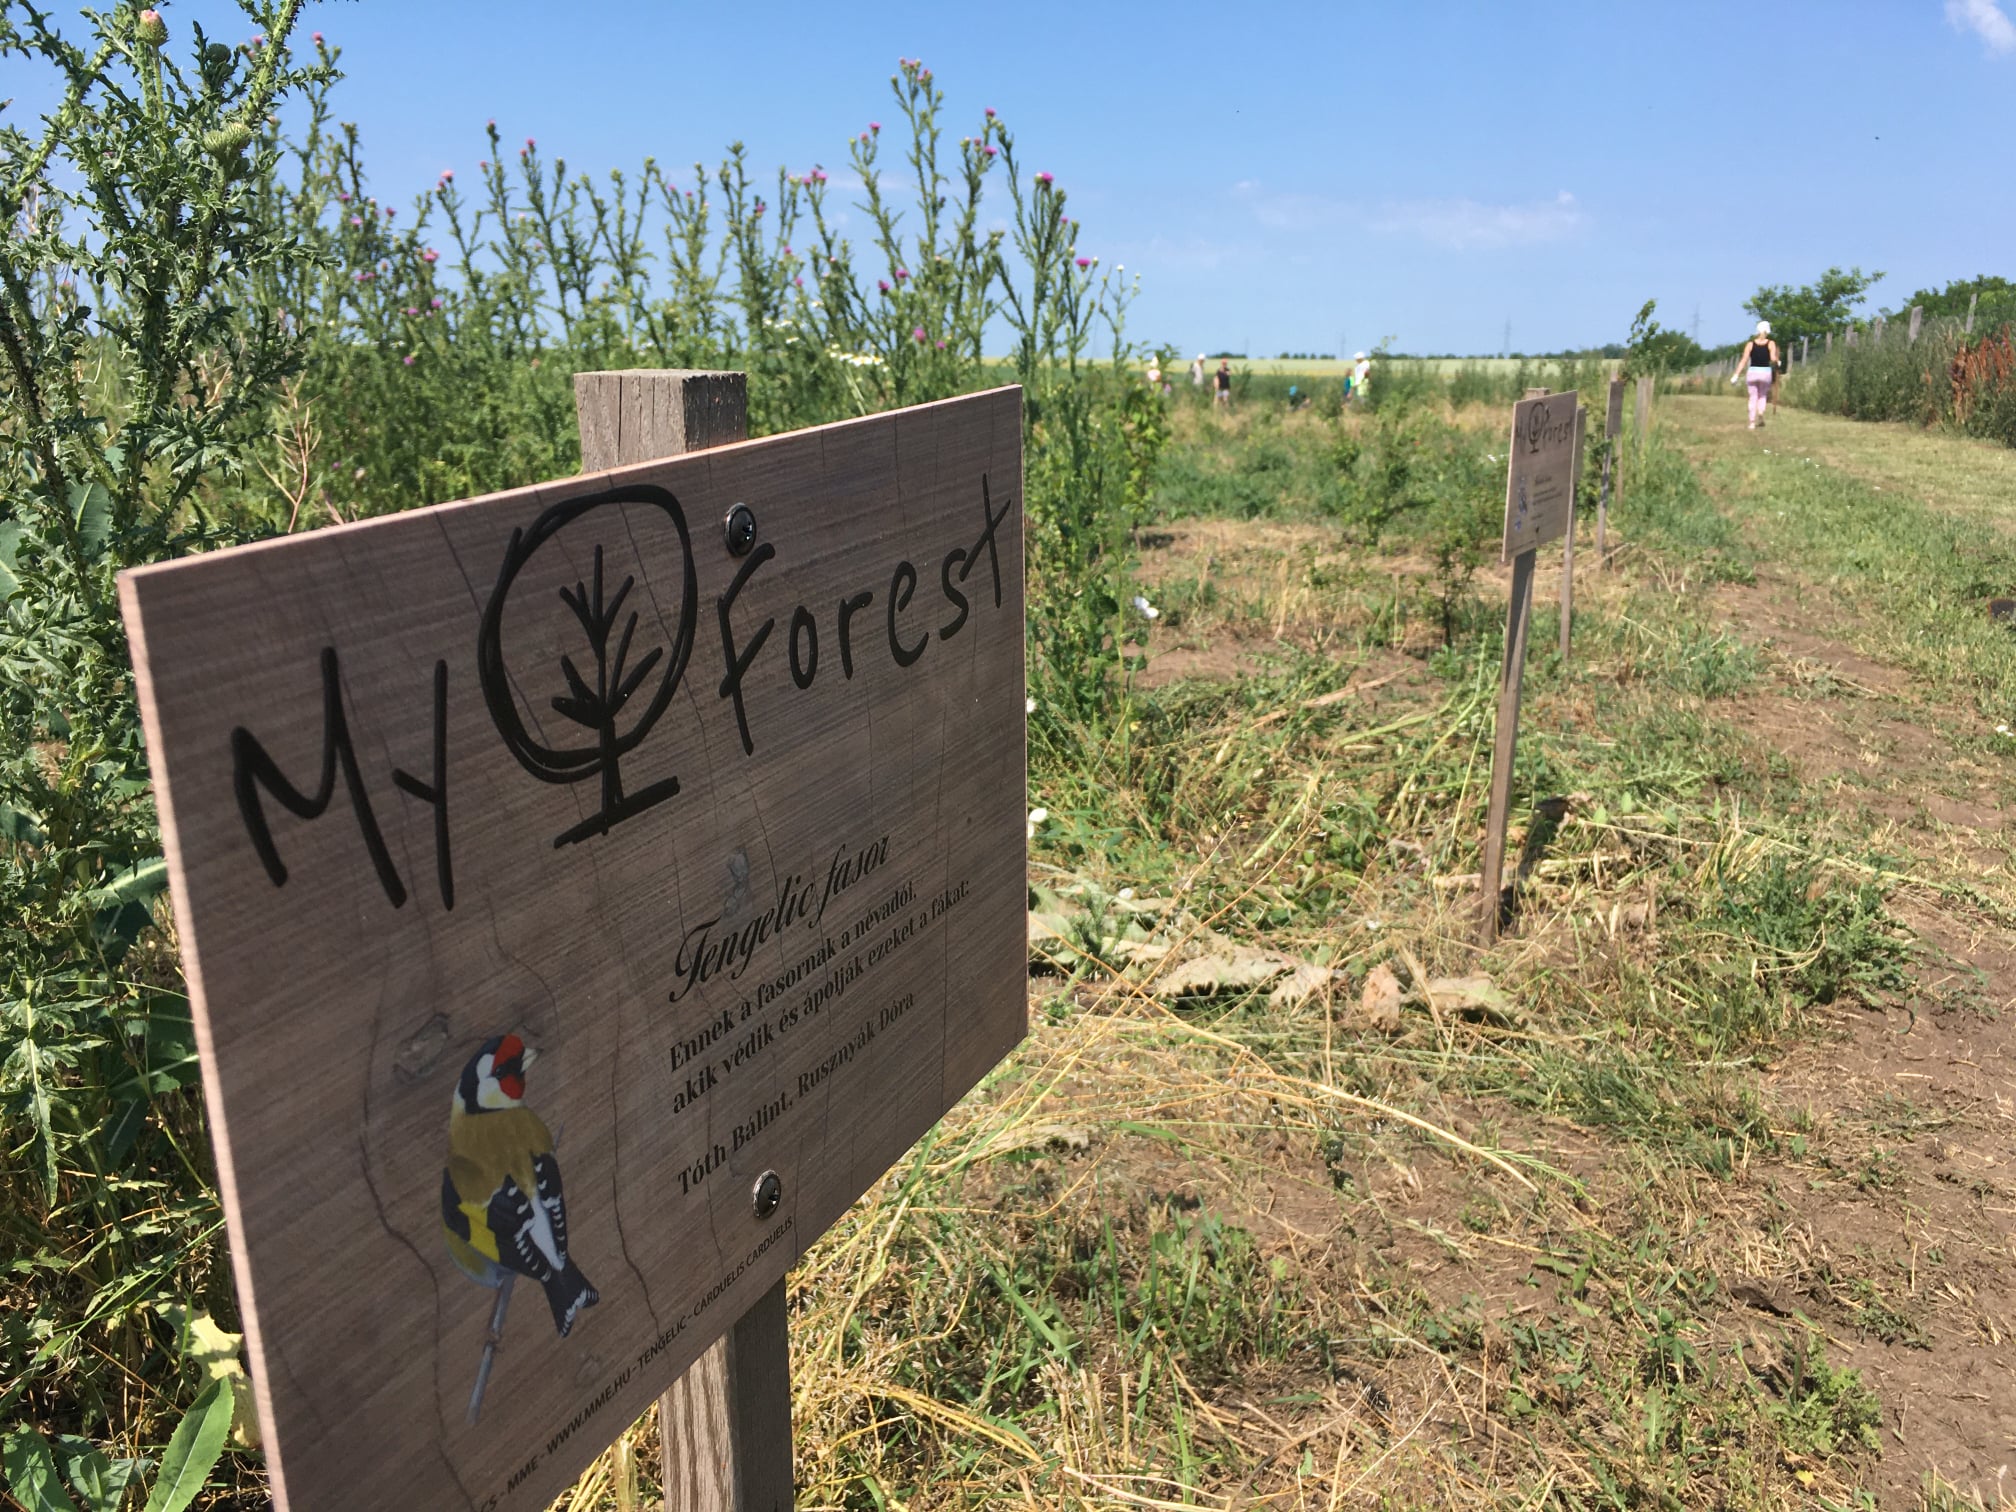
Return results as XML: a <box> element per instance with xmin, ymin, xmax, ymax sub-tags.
<box><xmin>478</xmin><ymin>484</ymin><xmax>697</xmax><ymax>847</ymax></box>
<box><xmin>1523</xmin><ymin>400</ymin><xmax>1550</xmax><ymax>453</ymax></box>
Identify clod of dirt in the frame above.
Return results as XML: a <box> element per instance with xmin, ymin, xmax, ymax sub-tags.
<box><xmin>1358</xmin><ymin>962</ymin><xmax>1404</xmax><ymax>1034</ymax></box>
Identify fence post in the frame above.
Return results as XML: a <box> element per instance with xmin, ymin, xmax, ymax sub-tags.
<box><xmin>1826</xmin><ymin>331</ymin><xmax>1833</xmax><ymax>356</ymax></box>
<box><xmin>1967</xmin><ymin>292</ymin><xmax>1978</xmax><ymax>336</ymax></box>
<box><xmin>1909</xmin><ymin>305</ymin><xmax>1923</xmax><ymax>345</ymax></box>
<box><xmin>1560</xmin><ymin>407</ymin><xmax>1584</xmax><ymax>662</ymax></box>
<box><xmin>573</xmin><ymin>367</ymin><xmax>796</xmax><ymax>1512</ymax></box>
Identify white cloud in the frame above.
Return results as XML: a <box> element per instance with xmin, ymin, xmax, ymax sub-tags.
<box><xmin>1228</xmin><ymin>182</ymin><xmax>1588</xmax><ymax>249</ymax></box>
<box><xmin>1948</xmin><ymin>0</ymin><xmax>2016</xmax><ymax>53</ymax></box>
<box><xmin>1369</xmin><ymin>191</ymin><xmax>1587</xmax><ymax>251</ymax></box>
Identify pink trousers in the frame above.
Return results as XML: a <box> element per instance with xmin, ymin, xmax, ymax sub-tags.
<box><xmin>1746</xmin><ymin>368</ymin><xmax>1772</xmax><ymax>424</ymax></box>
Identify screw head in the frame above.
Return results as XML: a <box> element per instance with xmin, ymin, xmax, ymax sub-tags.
<box><xmin>752</xmin><ymin>1170</ymin><xmax>782</xmax><ymax>1219</ymax></box>
<box><xmin>723</xmin><ymin>503</ymin><xmax>758</xmax><ymax>556</ymax></box>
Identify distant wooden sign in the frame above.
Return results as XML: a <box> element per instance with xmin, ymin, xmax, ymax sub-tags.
<box><xmin>1501</xmin><ymin>392</ymin><xmax>1581</xmax><ymax>562</ymax></box>
<box><xmin>119</xmin><ymin>387</ymin><xmax>1028</xmax><ymax>1512</ymax></box>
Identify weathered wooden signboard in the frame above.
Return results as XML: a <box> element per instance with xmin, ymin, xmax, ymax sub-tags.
<box><xmin>1482</xmin><ymin>392</ymin><xmax>1584</xmax><ymax>941</ymax></box>
<box><xmin>118</xmin><ymin>387</ymin><xmax>1027</xmax><ymax>1512</ymax></box>
<box><xmin>1500</xmin><ymin>391</ymin><xmax>1580</xmax><ymax>563</ymax></box>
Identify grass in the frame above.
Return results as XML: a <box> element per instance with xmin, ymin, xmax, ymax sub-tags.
<box><xmin>504</xmin><ymin>386</ymin><xmax>2016</xmax><ymax>1509</ymax></box>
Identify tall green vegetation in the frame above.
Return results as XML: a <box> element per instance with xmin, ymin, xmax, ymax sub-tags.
<box><xmin>1744</xmin><ymin>265</ymin><xmax>1885</xmax><ymax>343</ymax></box>
<box><xmin>1784</xmin><ymin>275</ymin><xmax>2016</xmax><ymax>448</ymax></box>
<box><xmin>0</xmin><ymin>4</ymin><xmax>1156</xmax><ymax>1500</ymax></box>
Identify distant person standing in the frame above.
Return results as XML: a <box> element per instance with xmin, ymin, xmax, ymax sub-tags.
<box><xmin>1214</xmin><ymin>358</ymin><xmax>1232</xmax><ymax>409</ymax></box>
<box><xmin>1189</xmin><ymin>353</ymin><xmax>1206</xmax><ymax>388</ymax></box>
<box><xmin>1730</xmin><ymin>320</ymin><xmax>1779</xmax><ymax>429</ymax></box>
<box><xmin>1351</xmin><ymin>351</ymin><xmax>1371</xmax><ymax>405</ymax></box>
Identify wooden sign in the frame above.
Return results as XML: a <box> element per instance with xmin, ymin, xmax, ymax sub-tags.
<box><xmin>118</xmin><ymin>387</ymin><xmax>1028</xmax><ymax>1512</ymax></box>
<box><xmin>1501</xmin><ymin>392</ymin><xmax>1581</xmax><ymax>562</ymax></box>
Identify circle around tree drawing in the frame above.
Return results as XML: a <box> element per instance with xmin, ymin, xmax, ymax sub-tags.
<box><xmin>477</xmin><ymin>483</ymin><xmax>697</xmax><ymax>843</ymax></box>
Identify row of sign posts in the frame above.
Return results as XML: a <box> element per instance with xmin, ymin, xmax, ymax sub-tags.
<box><xmin>1478</xmin><ymin>374</ymin><xmax>1631</xmax><ymax>942</ymax></box>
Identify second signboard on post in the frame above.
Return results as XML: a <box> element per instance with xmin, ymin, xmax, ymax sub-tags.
<box><xmin>1481</xmin><ymin>389</ymin><xmax>1585</xmax><ymax>941</ymax></box>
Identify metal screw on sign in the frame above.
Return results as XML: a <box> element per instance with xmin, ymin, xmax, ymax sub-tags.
<box><xmin>752</xmin><ymin>1170</ymin><xmax>782</xmax><ymax>1219</ymax></box>
<box><xmin>723</xmin><ymin>503</ymin><xmax>758</xmax><ymax>556</ymax></box>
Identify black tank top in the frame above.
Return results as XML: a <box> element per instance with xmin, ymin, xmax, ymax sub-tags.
<box><xmin>1749</xmin><ymin>340</ymin><xmax>1772</xmax><ymax>367</ymax></box>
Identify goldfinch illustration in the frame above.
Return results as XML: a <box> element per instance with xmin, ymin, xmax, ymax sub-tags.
<box><xmin>441</xmin><ymin>1034</ymin><xmax>599</xmax><ymax>1337</ymax></box>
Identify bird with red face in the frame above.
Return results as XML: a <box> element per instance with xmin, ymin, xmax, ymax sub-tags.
<box><xmin>441</xmin><ymin>1034</ymin><xmax>598</xmax><ymax>1337</ymax></box>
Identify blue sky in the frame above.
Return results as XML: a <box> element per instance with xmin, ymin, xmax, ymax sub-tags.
<box><xmin>9</xmin><ymin>0</ymin><xmax>2015</xmax><ymax>354</ymax></box>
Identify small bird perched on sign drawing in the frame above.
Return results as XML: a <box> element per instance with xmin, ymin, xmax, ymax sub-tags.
<box><xmin>441</xmin><ymin>1034</ymin><xmax>599</xmax><ymax>1340</ymax></box>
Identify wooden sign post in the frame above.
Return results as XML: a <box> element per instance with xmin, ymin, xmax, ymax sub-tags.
<box><xmin>118</xmin><ymin>383</ymin><xmax>1029</xmax><ymax>1512</ymax></box>
<box><xmin>1908</xmin><ymin>305</ymin><xmax>1923</xmax><ymax>345</ymax></box>
<box><xmin>1633</xmin><ymin>374</ymin><xmax>1651</xmax><ymax>443</ymax></box>
<box><xmin>1596</xmin><ymin>377</ymin><xmax>1622</xmax><ymax>570</ymax></box>
<box><xmin>571</xmin><ymin>369</ymin><xmax>790</xmax><ymax>1512</ymax></box>
<box><xmin>1558</xmin><ymin>406</ymin><xmax>1586</xmax><ymax>664</ymax></box>
<box><xmin>1482</xmin><ymin>391</ymin><xmax>1582</xmax><ymax>942</ymax></box>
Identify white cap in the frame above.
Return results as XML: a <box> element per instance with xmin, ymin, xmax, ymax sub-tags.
<box><xmin>1354</xmin><ymin>351</ymin><xmax>1366</xmax><ymax>360</ymax></box>
<box><xmin>1755</xmin><ymin>320</ymin><xmax>1771</xmax><ymax>336</ymax></box>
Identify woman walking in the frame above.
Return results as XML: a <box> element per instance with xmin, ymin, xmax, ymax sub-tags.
<box><xmin>1731</xmin><ymin>320</ymin><xmax>1779</xmax><ymax>429</ymax></box>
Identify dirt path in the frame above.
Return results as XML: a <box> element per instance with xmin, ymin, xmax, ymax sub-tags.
<box><xmin>1667</xmin><ymin>395</ymin><xmax>2016</xmax><ymax>1506</ymax></box>
<box><xmin>1684</xmin><ymin>393</ymin><xmax>2016</xmax><ymax>539</ymax></box>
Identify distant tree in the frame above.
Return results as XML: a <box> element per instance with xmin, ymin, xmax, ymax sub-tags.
<box><xmin>1742</xmin><ymin>266</ymin><xmax>1883</xmax><ymax>342</ymax></box>
<box><xmin>1895</xmin><ymin>274</ymin><xmax>2014</xmax><ymax>320</ymax></box>
<box><xmin>1622</xmin><ymin>300</ymin><xmax>1706</xmax><ymax>377</ymax></box>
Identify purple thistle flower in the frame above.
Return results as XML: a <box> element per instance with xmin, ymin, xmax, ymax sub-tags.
<box><xmin>878</xmin><ymin>279</ymin><xmax>891</xmax><ymax>293</ymax></box>
<box><xmin>985</xmin><ymin>107</ymin><xmax>996</xmax><ymax>118</ymax></box>
<box><xmin>440</xmin><ymin>170</ymin><xmax>453</xmax><ymax>182</ymax></box>
<box><xmin>912</xmin><ymin>326</ymin><xmax>927</xmax><ymax>342</ymax></box>
<box><xmin>983</xmin><ymin>145</ymin><xmax>997</xmax><ymax>157</ymax></box>
<box><xmin>936</xmin><ymin>339</ymin><xmax>946</xmax><ymax>349</ymax></box>
<box><xmin>1075</xmin><ymin>257</ymin><xmax>1090</xmax><ymax>269</ymax></box>
<box><xmin>403</xmin><ymin>353</ymin><xmax>415</xmax><ymax>365</ymax></box>
<box><xmin>311</xmin><ymin>30</ymin><xmax>323</xmax><ymax>42</ymax></box>
<box><xmin>479</xmin><ymin>160</ymin><xmax>489</xmax><ymax>171</ymax></box>
<box><xmin>338</xmin><ymin>192</ymin><xmax>351</xmax><ymax>204</ymax></box>
<box><xmin>869</xmin><ymin>121</ymin><xmax>882</xmax><ymax>134</ymax></box>
<box><xmin>794</xmin><ymin>276</ymin><xmax>803</xmax><ymax>288</ymax></box>
<box><xmin>895</xmin><ymin>267</ymin><xmax>909</xmax><ymax>281</ymax></box>
<box><xmin>526</xmin><ymin>137</ymin><xmax>536</xmax><ymax>149</ymax></box>
<box><xmin>422</xmin><ymin>248</ymin><xmax>439</xmax><ymax>263</ymax></box>
<box><xmin>430</xmin><ymin>296</ymin><xmax>444</xmax><ymax>308</ymax></box>
<box><xmin>1035</xmin><ymin>171</ymin><xmax>1054</xmax><ymax>186</ymax></box>
<box><xmin>355</xmin><ymin>269</ymin><xmax>373</xmax><ymax>282</ymax></box>
<box><xmin>384</xmin><ymin>207</ymin><xmax>395</xmax><ymax>219</ymax></box>
<box><xmin>404</xmin><ymin>306</ymin><xmax>418</xmax><ymax>316</ymax></box>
